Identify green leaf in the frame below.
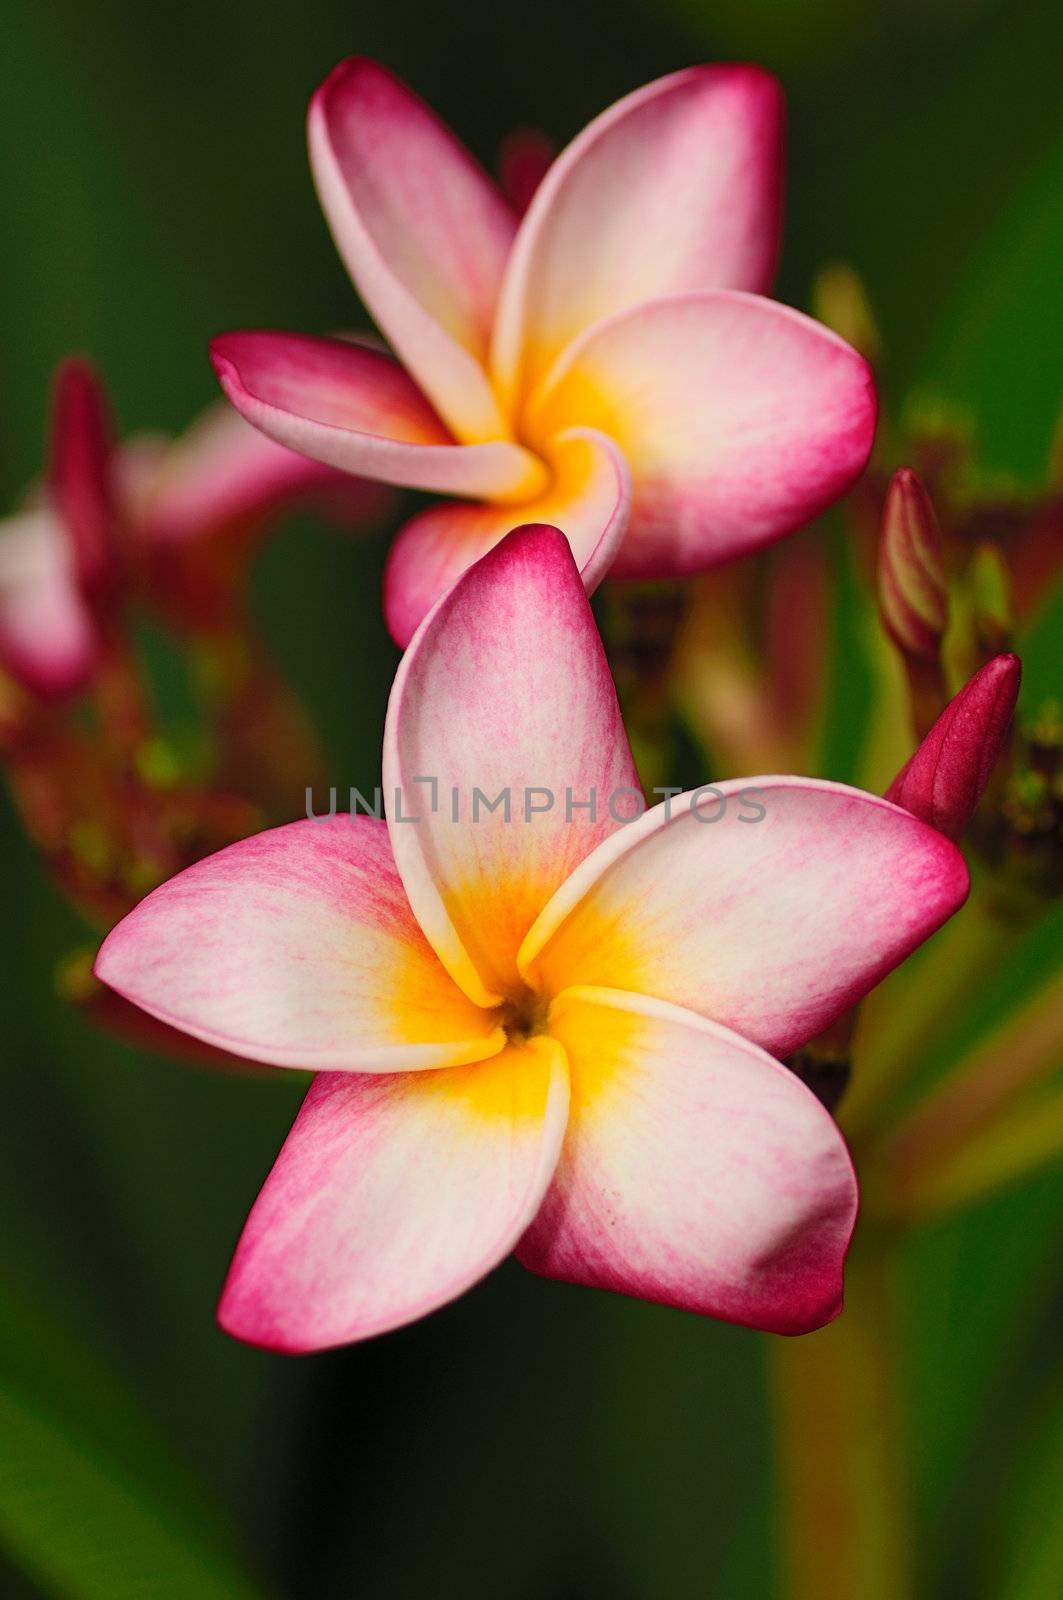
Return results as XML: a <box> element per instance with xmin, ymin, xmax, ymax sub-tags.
<box><xmin>0</xmin><ymin>1380</ymin><xmax>265</xmax><ymax>1600</ymax></box>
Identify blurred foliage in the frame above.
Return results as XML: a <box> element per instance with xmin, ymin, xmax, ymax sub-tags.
<box><xmin>2</xmin><ymin>0</ymin><xmax>1063</xmax><ymax>1595</ymax></box>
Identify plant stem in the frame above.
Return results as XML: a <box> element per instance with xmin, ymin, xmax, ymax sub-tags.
<box><xmin>769</xmin><ymin>1229</ymin><xmax>914</xmax><ymax>1600</ymax></box>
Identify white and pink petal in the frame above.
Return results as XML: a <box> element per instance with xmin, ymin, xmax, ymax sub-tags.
<box><xmin>492</xmin><ymin>65</ymin><xmax>784</xmax><ymax>404</ymax></box>
<box><xmin>219</xmin><ymin>1035</ymin><xmax>569</xmax><ymax>1351</ymax></box>
<box><xmin>94</xmin><ymin>815</ymin><xmax>504</xmax><ymax>1072</ymax></box>
<box><xmin>309</xmin><ymin>58</ymin><xmax>515</xmax><ymax>442</ymax></box>
<box><xmin>519</xmin><ymin>987</ymin><xmax>857</xmax><ymax>1334</ymax></box>
<box><xmin>524</xmin><ymin>291</ymin><xmax>876</xmax><ymax>577</ymax></box>
<box><xmin>211</xmin><ymin>330</ymin><xmax>546</xmax><ymax>501</ymax></box>
<box><xmin>382</xmin><ymin>427</ymin><xmax>630</xmax><ymax>646</ymax></box>
<box><xmin>521</xmin><ymin>778</ymin><xmax>969</xmax><ymax>1060</ymax></box>
<box><xmin>0</xmin><ymin>509</ymin><xmax>97</xmax><ymax>700</ymax></box>
<box><xmin>383</xmin><ymin>524</ymin><xmax>641</xmax><ymax>1005</ymax></box>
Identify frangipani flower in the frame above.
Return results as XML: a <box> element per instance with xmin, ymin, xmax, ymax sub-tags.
<box><xmin>94</xmin><ymin>526</ymin><xmax>966</xmax><ymax>1352</ymax></box>
<box><xmin>211</xmin><ymin>60</ymin><xmax>877</xmax><ymax>646</ymax></box>
<box><xmin>0</xmin><ymin>359</ymin><xmax>380</xmax><ymax>701</ymax></box>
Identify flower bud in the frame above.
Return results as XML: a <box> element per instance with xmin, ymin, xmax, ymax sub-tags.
<box><xmin>878</xmin><ymin>467</ymin><xmax>948</xmax><ymax>658</ymax></box>
<box><xmin>886</xmin><ymin>653</ymin><xmax>1021</xmax><ymax>839</ymax></box>
<box><xmin>48</xmin><ymin>357</ymin><xmax>120</xmax><ymax>605</ymax></box>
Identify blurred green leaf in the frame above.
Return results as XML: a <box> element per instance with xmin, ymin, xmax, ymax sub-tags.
<box><xmin>0</xmin><ymin>1381</ymin><xmax>265</xmax><ymax>1600</ymax></box>
<box><xmin>920</xmin><ymin>130</ymin><xmax>1063</xmax><ymax>481</ymax></box>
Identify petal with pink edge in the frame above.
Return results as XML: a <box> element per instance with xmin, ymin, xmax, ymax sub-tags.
<box><xmin>383</xmin><ymin>524</ymin><xmax>641</xmax><ymax>1006</ymax></box>
<box><xmin>219</xmin><ymin>1035</ymin><xmax>569</xmax><ymax>1351</ymax></box>
<box><xmin>382</xmin><ymin>426</ymin><xmax>631</xmax><ymax>646</ymax></box>
<box><xmin>524</xmin><ymin>291</ymin><xmax>876</xmax><ymax>578</ymax></box>
<box><xmin>0</xmin><ymin>509</ymin><xmax>96</xmax><ymax>700</ymax></box>
<box><xmin>519</xmin><ymin>987</ymin><xmax>857</xmax><ymax>1334</ymax></box>
<box><xmin>309</xmin><ymin>57</ymin><xmax>515</xmax><ymax>442</ymax></box>
<box><xmin>521</xmin><ymin>778</ymin><xmax>969</xmax><ymax>1059</ymax></box>
<box><xmin>138</xmin><ymin>402</ymin><xmax>353</xmax><ymax>546</ymax></box>
<box><xmin>211</xmin><ymin>331</ymin><xmax>546</xmax><ymax>501</ymax></box>
<box><xmin>94</xmin><ymin>815</ymin><xmax>504</xmax><ymax>1071</ymax></box>
<box><xmin>492</xmin><ymin>66</ymin><xmax>783</xmax><ymax>404</ymax></box>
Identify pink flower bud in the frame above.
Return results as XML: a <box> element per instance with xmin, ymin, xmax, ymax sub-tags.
<box><xmin>887</xmin><ymin>653</ymin><xmax>1021</xmax><ymax>839</ymax></box>
<box><xmin>48</xmin><ymin>358</ymin><xmax>120</xmax><ymax>604</ymax></box>
<box><xmin>878</xmin><ymin>467</ymin><xmax>948</xmax><ymax>658</ymax></box>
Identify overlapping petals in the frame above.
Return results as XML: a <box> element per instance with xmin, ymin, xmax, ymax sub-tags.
<box><xmin>308</xmin><ymin>57</ymin><xmax>517</xmax><ymax>442</ymax></box>
<box><xmin>524</xmin><ymin>292</ymin><xmax>876</xmax><ymax>576</ymax></box>
<box><xmin>382</xmin><ymin>428</ymin><xmax>629</xmax><ymax>648</ymax></box>
<box><xmin>490</xmin><ymin>64</ymin><xmax>784</xmax><ymax>405</ymax></box>
<box><xmin>97</xmin><ymin>526</ymin><xmax>969</xmax><ymax>1351</ymax></box>
<box><xmin>383</xmin><ymin>523</ymin><xmax>640</xmax><ymax>1002</ymax></box>
<box><xmin>211</xmin><ymin>330</ymin><xmax>546</xmax><ymax>500</ymax></box>
<box><xmin>521</xmin><ymin>776</ymin><xmax>968</xmax><ymax>1059</ymax></box>
<box><xmin>95</xmin><ymin>815</ymin><xmax>505</xmax><ymax>1071</ymax></box>
<box><xmin>214</xmin><ymin>60</ymin><xmax>877</xmax><ymax>639</ymax></box>
<box><xmin>519</xmin><ymin>988</ymin><xmax>856</xmax><ymax>1334</ymax></box>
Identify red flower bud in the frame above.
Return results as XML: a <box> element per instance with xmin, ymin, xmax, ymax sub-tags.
<box><xmin>49</xmin><ymin>357</ymin><xmax>120</xmax><ymax>604</ymax></box>
<box><xmin>878</xmin><ymin>467</ymin><xmax>948</xmax><ymax>658</ymax></box>
<box><xmin>887</xmin><ymin>653</ymin><xmax>1021</xmax><ymax>839</ymax></box>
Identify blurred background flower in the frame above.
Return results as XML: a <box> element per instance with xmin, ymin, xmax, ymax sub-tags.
<box><xmin>3</xmin><ymin>0</ymin><xmax>1063</xmax><ymax>1597</ymax></box>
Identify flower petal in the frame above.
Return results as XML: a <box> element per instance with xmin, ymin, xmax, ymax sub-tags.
<box><xmin>219</xmin><ymin>1035</ymin><xmax>569</xmax><ymax>1351</ymax></box>
<box><xmin>521</xmin><ymin>778</ymin><xmax>969</xmax><ymax>1059</ymax></box>
<box><xmin>520</xmin><ymin>987</ymin><xmax>856</xmax><ymax>1333</ymax></box>
<box><xmin>524</xmin><ymin>291</ymin><xmax>876</xmax><ymax>577</ymax></box>
<box><xmin>94</xmin><ymin>815</ymin><xmax>504</xmax><ymax>1071</ymax></box>
<box><xmin>309</xmin><ymin>58</ymin><xmax>515</xmax><ymax>442</ymax></box>
<box><xmin>138</xmin><ymin>401</ymin><xmax>366</xmax><ymax>547</ymax></box>
<box><xmin>382</xmin><ymin>426</ymin><xmax>631</xmax><ymax>646</ymax></box>
<box><xmin>211</xmin><ymin>331</ymin><xmax>546</xmax><ymax>500</ymax></box>
<box><xmin>0</xmin><ymin>509</ymin><xmax>96</xmax><ymax>700</ymax></box>
<box><xmin>383</xmin><ymin>524</ymin><xmax>641</xmax><ymax>1006</ymax></box>
<box><xmin>492</xmin><ymin>66</ymin><xmax>783</xmax><ymax>405</ymax></box>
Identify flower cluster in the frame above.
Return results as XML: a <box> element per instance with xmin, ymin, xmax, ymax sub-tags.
<box><xmin>5</xmin><ymin>60</ymin><xmax>1038</xmax><ymax>1354</ymax></box>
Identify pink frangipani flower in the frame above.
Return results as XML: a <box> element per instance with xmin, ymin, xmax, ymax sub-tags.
<box><xmin>0</xmin><ymin>359</ymin><xmax>379</xmax><ymax>701</ymax></box>
<box><xmin>211</xmin><ymin>60</ymin><xmax>877</xmax><ymax>646</ymax></box>
<box><xmin>94</xmin><ymin>526</ymin><xmax>965</xmax><ymax>1352</ymax></box>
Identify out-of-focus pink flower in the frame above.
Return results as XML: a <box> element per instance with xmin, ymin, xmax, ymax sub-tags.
<box><xmin>96</xmin><ymin>525</ymin><xmax>966</xmax><ymax>1352</ymax></box>
<box><xmin>0</xmin><ymin>361</ymin><xmax>384</xmax><ymax>701</ymax></box>
<box><xmin>887</xmin><ymin>654</ymin><xmax>1022</xmax><ymax>840</ymax></box>
<box><xmin>212</xmin><ymin>60</ymin><xmax>877</xmax><ymax>646</ymax></box>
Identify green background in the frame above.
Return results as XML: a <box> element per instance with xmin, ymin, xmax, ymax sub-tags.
<box><xmin>2</xmin><ymin>0</ymin><xmax>1063</xmax><ymax>1594</ymax></box>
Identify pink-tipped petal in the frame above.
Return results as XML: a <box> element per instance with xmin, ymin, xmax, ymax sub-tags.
<box><xmin>308</xmin><ymin>58</ymin><xmax>516</xmax><ymax>442</ymax></box>
<box><xmin>138</xmin><ymin>401</ymin><xmax>362</xmax><ymax>546</ymax></box>
<box><xmin>210</xmin><ymin>331</ymin><xmax>546</xmax><ymax>500</ymax></box>
<box><xmin>521</xmin><ymin>778</ymin><xmax>969</xmax><ymax>1060</ymax></box>
<box><xmin>383</xmin><ymin>524</ymin><xmax>640</xmax><ymax>1006</ymax></box>
<box><xmin>219</xmin><ymin>1035</ymin><xmax>569</xmax><ymax>1351</ymax></box>
<box><xmin>48</xmin><ymin>357</ymin><xmax>118</xmax><ymax>599</ymax></box>
<box><xmin>382</xmin><ymin>426</ymin><xmax>631</xmax><ymax>646</ymax></box>
<box><xmin>887</xmin><ymin>654</ymin><xmax>1022</xmax><ymax>840</ymax></box>
<box><xmin>520</xmin><ymin>987</ymin><xmax>856</xmax><ymax>1334</ymax></box>
<box><xmin>0</xmin><ymin>509</ymin><xmax>97</xmax><ymax>700</ymax></box>
<box><xmin>524</xmin><ymin>291</ymin><xmax>876</xmax><ymax>577</ymax></box>
<box><xmin>492</xmin><ymin>66</ymin><xmax>784</xmax><ymax>404</ymax></box>
<box><xmin>94</xmin><ymin>816</ymin><xmax>504</xmax><ymax>1071</ymax></box>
